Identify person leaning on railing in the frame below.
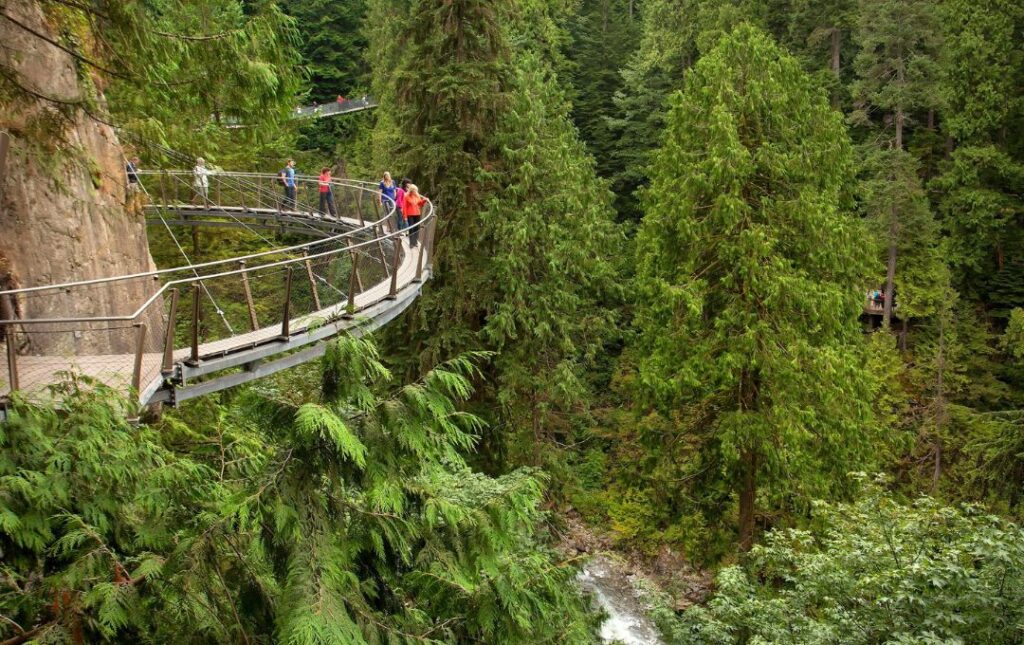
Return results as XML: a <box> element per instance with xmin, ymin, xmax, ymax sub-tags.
<box><xmin>403</xmin><ymin>184</ymin><xmax>428</xmax><ymax>247</ymax></box>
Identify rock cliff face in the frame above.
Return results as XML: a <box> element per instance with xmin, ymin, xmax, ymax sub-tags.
<box><xmin>0</xmin><ymin>1</ymin><xmax>162</xmax><ymax>356</ymax></box>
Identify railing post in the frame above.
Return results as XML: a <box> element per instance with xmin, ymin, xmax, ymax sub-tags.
<box><xmin>188</xmin><ymin>283</ymin><xmax>201</xmax><ymax>366</ymax></box>
<box><xmin>356</xmin><ymin>190</ymin><xmax>366</xmax><ymax>226</ymax></box>
<box><xmin>131</xmin><ymin>322</ymin><xmax>147</xmax><ymax>395</ymax></box>
<box><xmin>414</xmin><ymin>225</ymin><xmax>426</xmax><ymax>283</ymax></box>
<box><xmin>1</xmin><ymin>293</ymin><xmax>19</xmax><ymax>393</ymax></box>
<box><xmin>162</xmin><ymin>288</ymin><xmax>179</xmax><ymax>374</ymax></box>
<box><xmin>239</xmin><ymin>260</ymin><xmax>259</xmax><ymax>331</ymax></box>
<box><xmin>215</xmin><ymin>176</ymin><xmax>221</xmax><ymax>208</ymax></box>
<box><xmin>304</xmin><ymin>251</ymin><xmax>322</xmax><ymax>311</ymax></box>
<box><xmin>352</xmin><ymin>251</ymin><xmax>364</xmax><ymax>292</ymax></box>
<box><xmin>387</xmin><ymin>239</ymin><xmax>401</xmax><ymax>300</ymax></box>
<box><xmin>374</xmin><ymin>225</ymin><xmax>391</xmax><ymax>278</ymax></box>
<box><xmin>159</xmin><ymin>170</ymin><xmax>167</xmax><ymax>208</ymax></box>
<box><xmin>426</xmin><ymin>214</ymin><xmax>438</xmax><ymax>269</ymax></box>
<box><xmin>345</xmin><ymin>251</ymin><xmax>360</xmax><ymax>317</ymax></box>
<box><xmin>280</xmin><ymin>267</ymin><xmax>293</xmax><ymax>339</ymax></box>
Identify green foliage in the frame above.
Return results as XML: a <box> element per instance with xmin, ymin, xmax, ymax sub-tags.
<box><xmin>0</xmin><ymin>339</ymin><xmax>596</xmax><ymax>642</ymax></box>
<box><xmin>564</xmin><ymin>0</ymin><xmax>642</xmax><ymax>184</ymax></box>
<box><xmin>372</xmin><ymin>0</ymin><xmax>622</xmax><ymax>466</ymax></box>
<box><xmin>632</xmin><ymin>25</ymin><xmax>874</xmax><ymax>551</ymax></box>
<box><xmin>606</xmin><ymin>0</ymin><xmax>763</xmax><ymax>221</ymax></box>
<box><xmin>660</xmin><ymin>480</ymin><xmax>1024</xmax><ymax>644</ymax></box>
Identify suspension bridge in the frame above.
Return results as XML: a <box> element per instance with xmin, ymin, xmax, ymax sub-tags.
<box><xmin>0</xmin><ymin>166</ymin><xmax>435</xmax><ymax>410</ymax></box>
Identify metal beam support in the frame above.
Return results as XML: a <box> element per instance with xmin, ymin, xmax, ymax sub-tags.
<box><xmin>304</xmin><ymin>251</ymin><xmax>321</xmax><ymax>311</ymax></box>
<box><xmin>239</xmin><ymin>260</ymin><xmax>259</xmax><ymax>331</ymax></box>
<box><xmin>162</xmin><ymin>288</ymin><xmax>179</xmax><ymax>374</ymax></box>
<box><xmin>188</xmin><ymin>283</ymin><xmax>201</xmax><ymax>366</ymax></box>
<box><xmin>1</xmin><ymin>294</ymin><xmax>18</xmax><ymax>393</ymax></box>
<box><xmin>387</xmin><ymin>240</ymin><xmax>401</xmax><ymax>299</ymax></box>
<box><xmin>131</xmin><ymin>322</ymin><xmax>147</xmax><ymax>394</ymax></box>
<box><xmin>345</xmin><ymin>251</ymin><xmax>360</xmax><ymax>317</ymax></box>
<box><xmin>280</xmin><ymin>267</ymin><xmax>293</xmax><ymax>338</ymax></box>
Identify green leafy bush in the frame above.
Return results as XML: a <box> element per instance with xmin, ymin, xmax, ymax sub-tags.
<box><xmin>658</xmin><ymin>479</ymin><xmax>1024</xmax><ymax>644</ymax></box>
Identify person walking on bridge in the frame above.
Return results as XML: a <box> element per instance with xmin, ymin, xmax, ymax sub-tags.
<box><xmin>397</xmin><ymin>179</ymin><xmax>410</xmax><ymax>230</ymax></box>
<box><xmin>125</xmin><ymin>156</ymin><xmax>142</xmax><ymax>215</ymax></box>
<box><xmin>379</xmin><ymin>172</ymin><xmax>399</xmax><ymax>230</ymax></box>
<box><xmin>318</xmin><ymin>167</ymin><xmax>337</xmax><ymax>218</ymax></box>
<box><xmin>403</xmin><ymin>184</ymin><xmax>428</xmax><ymax>247</ymax></box>
<box><xmin>279</xmin><ymin>159</ymin><xmax>296</xmax><ymax>209</ymax></box>
<box><xmin>192</xmin><ymin>157</ymin><xmax>212</xmax><ymax>208</ymax></box>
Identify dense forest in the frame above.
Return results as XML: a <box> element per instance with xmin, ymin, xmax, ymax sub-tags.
<box><xmin>2</xmin><ymin>0</ymin><xmax>1024</xmax><ymax>642</ymax></box>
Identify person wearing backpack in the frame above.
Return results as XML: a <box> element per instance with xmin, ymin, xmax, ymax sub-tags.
<box><xmin>279</xmin><ymin>159</ymin><xmax>296</xmax><ymax>209</ymax></box>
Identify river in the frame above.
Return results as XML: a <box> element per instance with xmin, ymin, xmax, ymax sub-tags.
<box><xmin>577</xmin><ymin>556</ymin><xmax>665</xmax><ymax>644</ymax></box>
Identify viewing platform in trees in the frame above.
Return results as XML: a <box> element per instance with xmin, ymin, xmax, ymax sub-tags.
<box><xmin>863</xmin><ymin>292</ymin><xmax>898</xmax><ymax>317</ymax></box>
<box><xmin>0</xmin><ymin>170</ymin><xmax>436</xmax><ymax>411</ymax></box>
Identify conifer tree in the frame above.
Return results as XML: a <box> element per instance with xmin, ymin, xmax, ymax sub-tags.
<box><xmin>373</xmin><ymin>0</ymin><xmax>620</xmax><ymax>463</ymax></box>
<box><xmin>851</xmin><ymin>0</ymin><xmax>944</xmax><ymax>327</ymax></box>
<box><xmin>607</xmin><ymin>0</ymin><xmax>765</xmax><ymax>221</ymax></box>
<box><xmin>632</xmin><ymin>25</ymin><xmax>874</xmax><ymax>551</ymax></box>
<box><xmin>0</xmin><ymin>339</ymin><xmax>597</xmax><ymax>642</ymax></box>
<box><xmin>933</xmin><ymin>0</ymin><xmax>1024</xmax><ymax>299</ymax></box>
<box><xmin>565</xmin><ymin>0</ymin><xmax>642</xmax><ymax>181</ymax></box>
<box><xmin>784</xmin><ymin>0</ymin><xmax>857</xmax><ymax>105</ymax></box>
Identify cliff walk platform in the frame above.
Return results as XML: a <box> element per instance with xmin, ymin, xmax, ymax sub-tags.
<box><xmin>0</xmin><ymin>169</ymin><xmax>435</xmax><ymax>409</ymax></box>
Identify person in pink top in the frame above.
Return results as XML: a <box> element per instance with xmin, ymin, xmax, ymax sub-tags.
<box><xmin>395</xmin><ymin>178</ymin><xmax>409</xmax><ymax>230</ymax></box>
<box><xmin>318</xmin><ymin>167</ymin><xmax>337</xmax><ymax>217</ymax></box>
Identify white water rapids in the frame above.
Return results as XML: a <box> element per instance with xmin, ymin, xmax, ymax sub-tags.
<box><xmin>577</xmin><ymin>556</ymin><xmax>665</xmax><ymax>644</ymax></box>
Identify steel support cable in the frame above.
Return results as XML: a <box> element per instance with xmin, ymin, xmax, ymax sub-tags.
<box><xmin>177</xmin><ymin>169</ymin><xmax>360</xmax><ymax>297</ymax></box>
<box><xmin>129</xmin><ymin>160</ymin><xmax>235</xmax><ymax>334</ymax></box>
<box><xmin>124</xmin><ymin>138</ymin><xmax>343</xmax><ymax>278</ymax></box>
<box><xmin>192</xmin><ymin>173</ymin><xmax>350</xmax><ymax>299</ymax></box>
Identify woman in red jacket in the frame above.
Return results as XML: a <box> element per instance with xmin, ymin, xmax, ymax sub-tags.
<box><xmin>402</xmin><ymin>184</ymin><xmax>428</xmax><ymax>247</ymax></box>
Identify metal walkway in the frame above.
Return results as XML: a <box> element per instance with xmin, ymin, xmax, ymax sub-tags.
<box><xmin>0</xmin><ymin>170</ymin><xmax>435</xmax><ymax>408</ymax></box>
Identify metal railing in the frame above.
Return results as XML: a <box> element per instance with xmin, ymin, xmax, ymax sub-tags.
<box><xmin>0</xmin><ymin>170</ymin><xmax>436</xmax><ymax>404</ymax></box>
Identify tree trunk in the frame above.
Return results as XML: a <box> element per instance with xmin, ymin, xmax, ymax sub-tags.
<box><xmin>738</xmin><ymin>449</ymin><xmax>758</xmax><ymax>551</ymax></box>
<box><xmin>830</xmin><ymin>28</ymin><xmax>841</xmax><ymax>76</ymax></box>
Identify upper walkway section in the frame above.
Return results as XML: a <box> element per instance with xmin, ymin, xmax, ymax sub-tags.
<box><xmin>0</xmin><ymin>169</ymin><xmax>435</xmax><ymax>409</ymax></box>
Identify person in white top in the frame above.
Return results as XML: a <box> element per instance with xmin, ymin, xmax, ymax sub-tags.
<box><xmin>192</xmin><ymin>157</ymin><xmax>213</xmax><ymax>206</ymax></box>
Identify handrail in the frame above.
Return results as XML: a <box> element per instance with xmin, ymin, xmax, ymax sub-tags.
<box><xmin>0</xmin><ymin>171</ymin><xmax>397</xmax><ymax>297</ymax></box>
<box><xmin>1</xmin><ymin>198</ymin><xmax>434</xmax><ymax>325</ymax></box>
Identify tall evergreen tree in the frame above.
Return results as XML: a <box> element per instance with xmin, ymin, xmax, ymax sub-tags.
<box><xmin>565</xmin><ymin>0</ymin><xmax>642</xmax><ymax>181</ymax></box>
<box><xmin>851</xmin><ymin>0</ymin><xmax>944</xmax><ymax>327</ymax></box>
<box><xmin>784</xmin><ymin>0</ymin><xmax>857</xmax><ymax>105</ymax></box>
<box><xmin>607</xmin><ymin>0</ymin><xmax>765</xmax><ymax>221</ymax></box>
<box><xmin>0</xmin><ymin>339</ymin><xmax>597</xmax><ymax>642</ymax></box>
<box><xmin>372</xmin><ymin>0</ymin><xmax>620</xmax><ymax>464</ymax></box>
<box><xmin>632</xmin><ymin>25</ymin><xmax>874</xmax><ymax>551</ymax></box>
<box><xmin>933</xmin><ymin>0</ymin><xmax>1024</xmax><ymax>303</ymax></box>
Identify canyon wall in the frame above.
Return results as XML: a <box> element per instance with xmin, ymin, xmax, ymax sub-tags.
<box><xmin>0</xmin><ymin>1</ymin><xmax>163</xmax><ymax>357</ymax></box>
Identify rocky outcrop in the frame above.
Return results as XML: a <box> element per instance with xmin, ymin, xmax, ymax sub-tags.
<box><xmin>0</xmin><ymin>1</ymin><xmax>162</xmax><ymax>356</ymax></box>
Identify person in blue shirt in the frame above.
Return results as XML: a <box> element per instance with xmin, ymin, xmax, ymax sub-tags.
<box><xmin>379</xmin><ymin>171</ymin><xmax>399</xmax><ymax>229</ymax></box>
<box><xmin>279</xmin><ymin>159</ymin><xmax>297</xmax><ymax>209</ymax></box>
